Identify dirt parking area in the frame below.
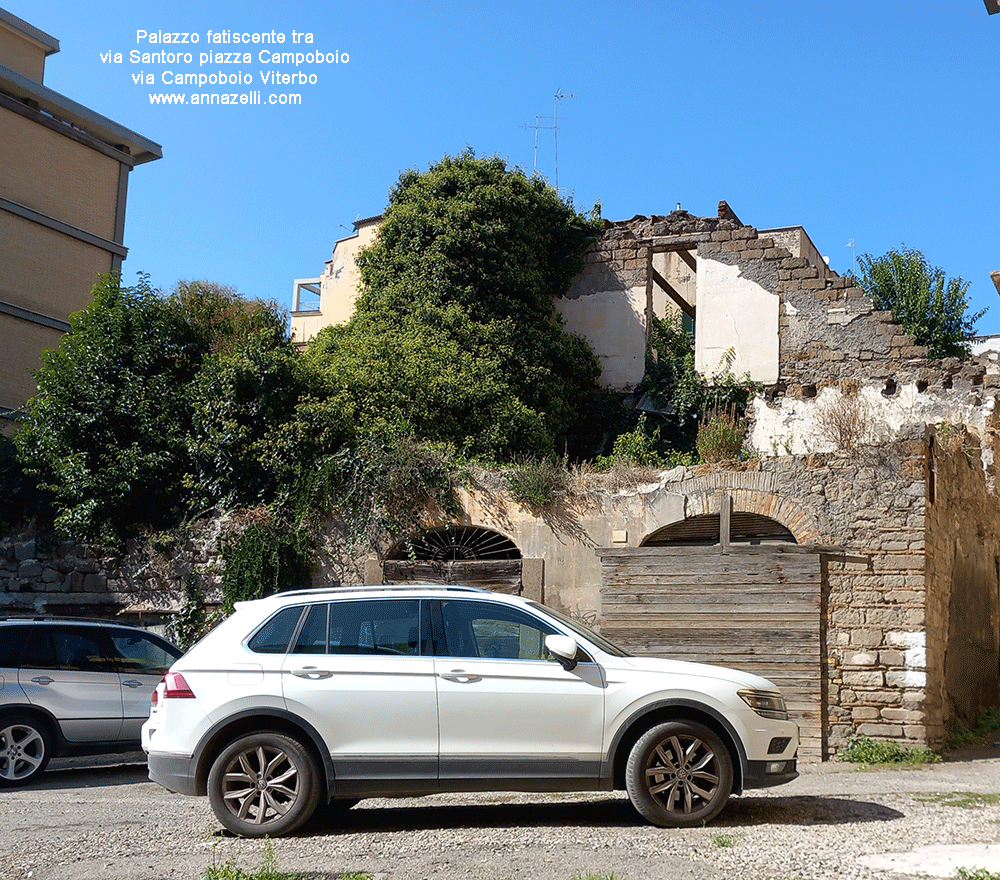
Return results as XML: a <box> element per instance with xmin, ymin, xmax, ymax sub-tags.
<box><xmin>3</xmin><ymin>752</ymin><xmax>1000</xmax><ymax>880</ymax></box>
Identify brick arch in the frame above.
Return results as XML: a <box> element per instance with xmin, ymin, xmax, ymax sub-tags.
<box><xmin>643</xmin><ymin>489</ymin><xmax>820</xmax><ymax>546</ymax></box>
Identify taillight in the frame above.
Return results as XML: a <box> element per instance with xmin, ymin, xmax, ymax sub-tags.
<box><xmin>162</xmin><ymin>671</ymin><xmax>196</xmax><ymax>699</ymax></box>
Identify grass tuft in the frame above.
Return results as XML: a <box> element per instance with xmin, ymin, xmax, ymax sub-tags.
<box><xmin>837</xmin><ymin>733</ymin><xmax>941</xmax><ymax>765</ymax></box>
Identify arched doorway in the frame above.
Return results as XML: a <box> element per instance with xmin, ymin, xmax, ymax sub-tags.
<box><xmin>599</xmin><ymin>506</ymin><xmax>823</xmax><ymax>760</ymax></box>
<box><xmin>383</xmin><ymin>526</ymin><xmax>524</xmax><ymax>594</ymax></box>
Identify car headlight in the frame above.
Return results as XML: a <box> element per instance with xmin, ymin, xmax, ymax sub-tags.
<box><xmin>739</xmin><ymin>689</ymin><xmax>789</xmax><ymax>720</ymax></box>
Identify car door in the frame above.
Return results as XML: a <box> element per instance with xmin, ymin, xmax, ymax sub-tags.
<box><xmin>280</xmin><ymin>598</ymin><xmax>439</xmax><ymax>792</ymax></box>
<box><xmin>107</xmin><ymin>628</ymin><xmax>182</xmax><ymax>742</ymax></box>
<box><xmin>17</xmin><ymin>624</ymin><xmax>124</xmax><ymax>743</ymax></box>
<box><xmin>434</xmin><ymin>598</ymin><xmax>606</xmax><ymax>787</ymax></box>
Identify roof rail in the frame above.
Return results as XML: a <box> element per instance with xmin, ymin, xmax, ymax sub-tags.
<box><xmin>278</xmin><ymin>583</ymin><xmax>491</xmax><ymax>599</ymax></box>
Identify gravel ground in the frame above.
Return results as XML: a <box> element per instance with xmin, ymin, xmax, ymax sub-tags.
<box><xmin>3</xmin><ymin>750</ymin><xmax>1000</xmax><ymax>880</ymax></box>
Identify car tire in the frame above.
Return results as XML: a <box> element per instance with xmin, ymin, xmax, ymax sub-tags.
<box><xmin>626</xmin><ymin>720</ymin><xmax>733</xmax><ymax>827</ymax></box>
<box><xmin>208</xmin><ymin>731</ymin><xmax>321</xmax><ymax>837</ymax></box>
<box><xmin>0</xmin><ymin>714</ymin><xmax>52</xmax><ymax>787</ymax></box>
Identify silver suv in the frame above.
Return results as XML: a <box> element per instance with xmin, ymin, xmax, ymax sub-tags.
<box><xmin>143</xmin><ymin>585</ymin><xmax>799</xmax><ymax>837</ymax></box>
<box><xmin>0</xmin><ymin>617</ymin><xmax>182</xmax><ymax>785</ymax></box>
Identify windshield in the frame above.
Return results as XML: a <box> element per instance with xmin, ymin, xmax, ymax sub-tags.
<box><xmin>529</xmin><ymin>602</ymin><xmax>630</xmax><ymax>657</ymax></box>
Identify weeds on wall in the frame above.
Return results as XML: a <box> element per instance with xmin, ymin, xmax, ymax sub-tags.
<box><xmin>696</xmin><ymin>408</ymin><xmax>749</xmax><ymax>463</ymax></box>
<box><xmin>326</xmin><ymin>430</ymin><xmax>461</xmax><ymax>556</ymax></box>
<box><xmin>504</xmin><ymin>456</ymin><xmax>568</xmax><ymax>511</ymax></box>
<box><xmin>813</xmin><ymin>388</ymin><xmax>884</xmax><ymax>452</ymax></box>
<box><xmin>171</xmin><ymin>573</ymin><xmax>209</xmax><ymax>650</ymax></box>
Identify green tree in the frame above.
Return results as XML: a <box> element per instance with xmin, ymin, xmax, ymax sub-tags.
<box><xmin>16</xmin><ymin>274</ymin><xmax>198</xmax><ymax>545</ymax></box>
<box><xmin>856</xmin><ymin>245</ymin><xmax>985</xmax><ymax>359</ymax></box>
<box><xmin>15</xmin><ymin>275</ymin><xmax>302</xmax><ymax>547</ymax></box>
<box><xmin>306</xmin><ymin>150</ymin><xmax>602</xmax><ymax>460</ymax></box>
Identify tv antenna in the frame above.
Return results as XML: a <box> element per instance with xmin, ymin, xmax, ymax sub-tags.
<box><xmin>553</xmin><ymin>88</ymin><xmax>576</xmax><ymax>194</ymax></box>
<box><xmin>519</xmin><ymin>115</ymin><xmax>554</xmax><ymax>176</ymax></box>
<box><xmin>520</xmin><ymin>88</ymin><xmax>577</xmax><ymax>193</ymax></box>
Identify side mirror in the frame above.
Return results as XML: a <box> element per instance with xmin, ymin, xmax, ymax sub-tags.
<box><xmin>545</xmin><ymin>634</ymin><xmax>579</xmax><ymax>671</ymax></box>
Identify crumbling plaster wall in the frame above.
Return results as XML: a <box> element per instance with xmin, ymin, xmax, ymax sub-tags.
<box><xmin>561</xmin><ymin>209</ymin><xmax>743</xmax><ymax>391</ymax></box>
<box><xmin>568</xmin><ymin>208</ymin><xmax>1000</xmax><ymax>471</ymax></box>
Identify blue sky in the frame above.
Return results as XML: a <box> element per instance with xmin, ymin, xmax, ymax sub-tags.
<box><xmin>14</xmin><ymin>0</ymin><xmax>1000</xmax><ymax>333</ymax></box>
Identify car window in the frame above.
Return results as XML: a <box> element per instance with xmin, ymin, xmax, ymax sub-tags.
<box><xmin>109</xmin><ymin>629</ymin><xmax>181</xmax><ymax>674</ymax></box>
<box><xmin>248</xmin><ymin>606</ymin><xmax>306</xmax><ymax>654</ymax></box>
<box><xmin>293</xmin><ymin>599</ymin><xmax>420</xmax><ymax>656</ymax></box>
<box><xmin>21</xmin><ymin>625</ymin><xmax>115</xmax><ymax>672</ymax></box>
<box><xmin>0</xmin><ymin>624</ymin><xmax>31</xmax><ymax>667</ymax></box>
<box><xmin>440</xmin><ymin>600</ymin><xmax>558</xmax><ymax>661</ymax></box>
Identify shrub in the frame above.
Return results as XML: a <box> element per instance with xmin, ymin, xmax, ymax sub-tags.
<box><xmin>696</xmin><ymin>408</ymin><xmax>747</xmax><ymax>463</ymax></box>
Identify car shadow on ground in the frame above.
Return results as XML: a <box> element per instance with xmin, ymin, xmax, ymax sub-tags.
<box><xmin>289</xmin><ymin>793</ymin><xmax>903</xmax><ymax>837</ymax></box>
<box><xmin>10</xmin><ymin>761</ymin><xmax>149</xmax><ymax>791</ymax></box>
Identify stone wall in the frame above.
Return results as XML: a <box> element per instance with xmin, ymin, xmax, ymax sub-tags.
<box><xmin>924</xmin><ymin>423</ymin><xmax>1000</xmax><ymax>743</ymax></box>
<box><xmin>0</xmin><ymin>520</ymin><xmax>224</xmax><ymax>626</ymax></box>
<box><xmin>3</xmin><ymin>439</ymin><xmax>986</xmax><ymax>756</ymax></box>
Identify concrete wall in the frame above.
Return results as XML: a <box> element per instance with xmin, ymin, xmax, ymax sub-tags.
<box><xmin>694</xmin><ymin>251</ymin><xmax>779</xmax><ymax>383</ymax></box>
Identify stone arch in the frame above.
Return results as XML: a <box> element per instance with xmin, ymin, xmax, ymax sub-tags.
<box><xmin>385</xmin><ymin>526</ymin><xmax>521</xmax><ymax>561</ymax></box>
<box><xmin>382</xmin><ymin>526</ymin><xmax>524</xmax><ymax>594</ymax></box>
<box><xmin>646</xmin><ymin>488</ymin><xmax>820</xmax><ymax>546</ymax></box>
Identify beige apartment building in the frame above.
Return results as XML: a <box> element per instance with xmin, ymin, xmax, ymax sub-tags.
<box><xmin>0</xmin><ymin>7</ymin><xmax>161</xmax><ymax>427</ymax></box>
<box><xmin>290</xmin><ymin>214</ymin><xmax>381</xmax><ymax>348</ymax></box>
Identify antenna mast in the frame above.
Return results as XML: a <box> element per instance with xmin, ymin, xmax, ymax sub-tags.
<box><xmin>519</xmin><ymin>115</ymin><xmax>554</xmax><ymax>175</ymax></box>
<box><xmin>553</xmin><ymin>88</ymin><xmax>576</xmax><ymax>194</ymax></box>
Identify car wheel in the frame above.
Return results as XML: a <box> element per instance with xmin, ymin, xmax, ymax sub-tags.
<box><xmin>208</xmin><ymin>732</ymin><xmax>321</xmax><ymax>837</ymax></box>
<box><xmin>626</xmin><ymin>720</ymin><xmax>733</xmax><ymax>827</ymax></box>
<box><xmin>0</xmin><ymin>714</ymin><xmax>52</xmax><ymax>787</ymax></box>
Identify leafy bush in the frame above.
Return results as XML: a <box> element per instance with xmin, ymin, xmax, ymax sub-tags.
<box><xmin>220</xmin><ymin>508</ymin><xmax>312</xmax><ymax>613</ymax></box>
<box><xmin>856</xmin><ymin>245</ymin><xmax>985</xmax><ymax>359</ymax></box>
<box><xmin>837</xmin><ymin>733</ymin><xmax>940</xmax><ymax>765</ymax></box>
<box><xmin>14</xmin><ymin>275</ymin><xmax>299</xmax><ymax>549</ymax></box>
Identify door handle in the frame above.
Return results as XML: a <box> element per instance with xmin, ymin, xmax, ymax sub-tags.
<box><xmin>291</xmin><ymin>667</ymin><xmax>333</xmax><ymax>679</ymax></box>
<box><xmin>440</xmin><ymin>669</ymin><xmax>481</xmax><ymax>683</ymax></box>
<box><xmin>121</xmin><ymin>679</ymin><xmax>142</xmax><ymax>688</ymax></box>
<box><xmin>31</xmin><ymin>676</ymin><xmax>54</xmax><ymax>686</ymax></box>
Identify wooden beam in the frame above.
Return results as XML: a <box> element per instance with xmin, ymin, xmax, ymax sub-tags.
<box><xmin>720</xmin><ymin>492</ymin><xmax>731</xmax><ymax>554</ymax></box>
<box><xmin>649</xmin><ymin>265</ymin><xmax>695</xmax><ymax>319</ymax></box>
<box><xmin>677</xmin><ymin>249</ymin><xmax>697</xmax><ymax>273</ymax></box>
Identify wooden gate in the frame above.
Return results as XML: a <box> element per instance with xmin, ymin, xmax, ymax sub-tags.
<box><xmin>599</xmin><ymin>544</ymin><xmax>823</xmax><ymax>760</ymax></box>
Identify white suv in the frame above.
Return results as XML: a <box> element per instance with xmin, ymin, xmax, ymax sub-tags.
<box><xmin>142</xmin><ymin>585</ymin><xmax>798</xmax><ymax>837</ymax></box>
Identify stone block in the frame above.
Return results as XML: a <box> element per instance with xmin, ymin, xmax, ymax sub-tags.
<box><xmin>887</xmin><ymin>670</ymin><xmax>927</xmax><ymax>688</ymax></box>
<box><xmin>880</xmin><ymin>708</ymin><xmax>924</xmax><ymax>723</ymax></box>
<box><xmin>17</xmin><ymin>560</ymin><xmax>43</xmax><ymax>580</ymax></box>
<box><xmin>857</xmin><ymin>722</ymin><xmax>903</xmax><ymax>738</ymax></box>
<box><xmin>842</xmin><ymin>670</ymin><xmax>885</xmax><ymax>687</ymax></box>
<box><xmin>846</xmin><ymin>651</ymin><xmax>878</xmax><ymax>666</ymax></box>
<box><xmin>14</xmin><ymin>540</ymin><xmax>35</xmax><ymax>562</ymax></box>
<box><xmin>82</xmin><ymin>573</ymin><xmax>108</xmax><ymax>592</ymax></box>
